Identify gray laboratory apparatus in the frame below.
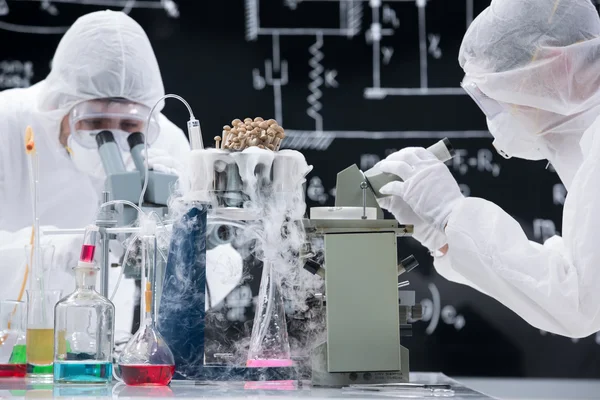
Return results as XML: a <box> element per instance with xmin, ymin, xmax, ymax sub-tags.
<box><xmin>302</xmin><ymin>138</ymin><xmax>454</xmax><ymax>387</ymax></box>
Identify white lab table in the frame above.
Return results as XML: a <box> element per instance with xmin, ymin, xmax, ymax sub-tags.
<box><xmin>1</xmin><ymin>373</ymin><xmax>599</xmax><ymax>399</ymax></box>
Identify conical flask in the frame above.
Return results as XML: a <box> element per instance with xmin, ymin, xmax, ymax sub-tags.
<box><xmin>116</xmin><ymin>235</ymin><xmax>175</xmax><ymax>386</ymax></box>
<box><xmin>246</xmin><ymin>261</ymin><xmax>292</xmax><ymax>367</ymax></box>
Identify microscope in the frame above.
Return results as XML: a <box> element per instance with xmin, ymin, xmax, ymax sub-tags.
<box><xmin>302</xmin><ymin>138</ymin><xmax>454</xmax><ymax>387</ymax></box>
<box><xmin>94</xmin><ymin>130</ymin><xmax>178</xmax><ymax>297</ymax></box>
<box><xmin>95</xmin><ymin>130</ymin><xmax>177</xmax><ymax>226</ymax></box>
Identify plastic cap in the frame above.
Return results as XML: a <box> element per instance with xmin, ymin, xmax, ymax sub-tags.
<box><xmin>75</xmin><ymin>260</ymin><xmax>97</xmax><ymax>270</ymax></box>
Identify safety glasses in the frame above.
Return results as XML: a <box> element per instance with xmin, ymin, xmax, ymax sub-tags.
<box><xmin>460</xmin><ymin>78</ymin><xmax>505</xmax><ymax>120</ymax></box>
<box><xmin>68</xmin><ymin>98</ymin><xmax>159</xmax><ymax>150</ymax></box>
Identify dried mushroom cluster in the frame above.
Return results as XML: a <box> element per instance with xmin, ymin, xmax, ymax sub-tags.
<box><xmin>214</xmin><ymin>117</ymin><xmax>286</xmax><ymax>151</ymax></box>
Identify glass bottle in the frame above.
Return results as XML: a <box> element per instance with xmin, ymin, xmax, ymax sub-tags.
<box><xmin>117</xmin><ymin>234</ymin><xmax>175</xmax><ymax>386</ymax></box>
<box><xmin>53</xmin><ymin>225</ymin><xmax>115</xmax><ymax>384</ymax></box>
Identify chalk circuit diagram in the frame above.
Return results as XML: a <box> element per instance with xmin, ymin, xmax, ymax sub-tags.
<box><xmin>245</xmin><ymin>0</ymin><xmax>493</xmax><ymax>150</ymax></box>
<box><xmin>0</xmin><ymin>0</ymin><xmax>178</xmax><ymax>34</ymax></box>
<box><xmin>246</xmin><ymin>0</ymin><xmax>600</xmax><ymax>151</ymax></box>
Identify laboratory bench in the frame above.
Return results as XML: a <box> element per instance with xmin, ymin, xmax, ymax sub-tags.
<box><xmin>2</xmin><ymin>372</ymin><xmax>600</xmax><ymax>399</ymax></box>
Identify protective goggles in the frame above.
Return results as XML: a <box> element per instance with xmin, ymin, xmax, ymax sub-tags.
<box><xmin>460</xmin><ymin>78</ymin><xmax>504</xmax><ymax>120</ymax></box>
<box><xmin>68</xmin><ymin>98</ymin><xmax>159</xmax><ymax>150</ymax></box>
<box><xmin>461</xmin><ymin>78</ymin><xmax>545</xmax><ymax>160</ymax></box>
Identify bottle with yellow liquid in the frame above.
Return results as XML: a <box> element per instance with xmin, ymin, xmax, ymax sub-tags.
<box><xmin>26</xmin><ymin>290</ymin><xmax>63</xmax><ymax>380</ymax></box>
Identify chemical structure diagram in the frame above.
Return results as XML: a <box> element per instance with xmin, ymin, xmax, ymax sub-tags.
<box><xmin>0</xmin><ymin>0</ymin><xmax>178</xmax><ymax>34</ymax></box>
<box><xmin>246</xmin><ymin>0</ymin><xmax>491</xmax><ymax>151</ymax></box>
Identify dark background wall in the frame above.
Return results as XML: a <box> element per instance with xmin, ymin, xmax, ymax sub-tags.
<box><xmin>1</xmin><ymin>0</ymin><xmax>599</xmax><ymax>378</ymax></box>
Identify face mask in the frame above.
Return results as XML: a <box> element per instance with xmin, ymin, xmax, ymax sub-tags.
<box><xmin>486</xmin><ymin>112</ymin><xmax>546</xmax><ymax>160</ymax></box>
<box><xmin>462</xmin><ymin>78</ymin><xmax>546</xmax><ymax>160</ymax></box>
<box><xmin>67</xmin><ymin>133</ymin><xmax>132</xmax><ymax>181</ymax></box>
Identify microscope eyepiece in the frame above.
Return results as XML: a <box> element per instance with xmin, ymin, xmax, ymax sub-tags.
<box><xmin>442</xmin><ymin>137</ymin><xmax>455</xmax><ymax>157</ymax></box>
<box><xmin>95</xmin><ymin>130</ymin><xmax>116</xmax><ymax>148</ymax></box>
<box><xmin>127</xmin><ymin>132</ymin><xmax>145</xmax><ymax>149</ymax></box>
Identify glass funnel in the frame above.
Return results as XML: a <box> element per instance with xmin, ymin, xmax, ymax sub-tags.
<box><xmin>53</xmin><ymin>225</ymin><xmax>115</xmax><ymax>384</ymax></box>
<box><xmin>116</xmin><ymin>235</ymin><xmax>175</xmax><ymax>386</ymax></box>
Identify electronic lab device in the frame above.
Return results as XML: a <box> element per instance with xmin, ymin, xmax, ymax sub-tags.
<box><xmin>300</xmin><ymin>138</ymin><xmax>454</xmax><ymax>387</ymax></box>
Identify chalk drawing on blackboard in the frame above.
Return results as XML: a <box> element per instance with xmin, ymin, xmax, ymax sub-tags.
<box><xmin>0</xmin><ymin>60</ymin><xmax>33</xmax><ymax>89</ymax></box>
<box><xmin>0</xmin><ymin>0</ymin><xmax>178</xmax><ymax>34</ymax></box>
<box><xmin>0</xmin><ymin>0</ymin><xmax>8</xmax><ymax>16</ymax></box>
<box><xmin>364</xmin><ymin>0</ymin><xmax>470</xmax><ymax>99</ymax></box>
<box><xmin>245</xmin><ymin>0</ymin><xmax>489</xmax><ymax>151</ymax></box>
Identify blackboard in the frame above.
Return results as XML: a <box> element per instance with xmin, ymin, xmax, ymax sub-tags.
<box><xmin>2</xmin><ymin>0</ymin><xmax>599</xmax><ymax>378</ymax></box>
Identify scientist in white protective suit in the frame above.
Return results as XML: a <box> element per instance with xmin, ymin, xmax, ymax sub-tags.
<box><xmin>377</xmin><ymin>0</ymin><xmax>600</xmax><ymax>338</ymax></box>
<box><xmin>0</xmin><ymin>11</ymin><xmax>191</xmax><ymax>337</ymax></box>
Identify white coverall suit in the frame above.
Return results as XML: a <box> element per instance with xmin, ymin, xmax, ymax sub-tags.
<box><xmin>0</xmin><ymin>11</ymin><xmax>190</xmax><ymax>337</ymax></box>
<box><xmin>377</xmin><ymin>0</ymin><xmax>600</xmax><ymax>338</ymax></box>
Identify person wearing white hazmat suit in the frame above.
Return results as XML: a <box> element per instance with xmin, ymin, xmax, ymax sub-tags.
<box><xmin>377</xmin><ymin>0</ymin><xmax>600</xmax><ymax>338</ymax></box>
<box><xmin>0</xmin><ymin>11</ymin><xmax>190</xmax><ymax>336</ymax></box>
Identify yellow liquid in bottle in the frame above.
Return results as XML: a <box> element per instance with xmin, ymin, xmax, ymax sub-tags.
<box><xmin>26</xmin><ymin>328</ymin><xmax>54</xmax><ymax>366</ymax></box>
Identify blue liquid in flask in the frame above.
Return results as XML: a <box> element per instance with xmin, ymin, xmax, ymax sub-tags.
<box><xmin>53</xmin><ymin>361</ymin><xmax>113</xmax><ymax>384</ymax></box>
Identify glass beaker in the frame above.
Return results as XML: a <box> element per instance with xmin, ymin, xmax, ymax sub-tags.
<box><xmin>26</xmin><ymin>289</ymin><xmax>62</xmax><ymax>380</ymax></box>
<box><xmin>24</xmin><ymin>244</ymin><xmax>55</xmax><ymax>293</ymax></box>
<box><xmin>0</xmin><ymin>300</ymin><xmax>27</xmax><ymax>377</ymax></box>
<box><xmin>116</xmin><ymin>235</ymin><xmax>175</xmax><ymax>386</ymax></box>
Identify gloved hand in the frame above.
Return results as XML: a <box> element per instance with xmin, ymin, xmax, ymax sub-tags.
<box><xmin>144</xmin><ymin>147</ymin><xmax>184</xmax><ymax>176</ymax></box>
<box><xmin>376</xmin><ymin>176</ymin><xmax>448</xmax><ymax>252</ymax></box>
<box><xmin>378</xmin><ymin>147</ymin><xmax>463</xmax><ymax>232</ymax></box>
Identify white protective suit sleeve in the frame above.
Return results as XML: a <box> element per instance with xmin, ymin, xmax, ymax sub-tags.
<box><xmin>434</xmin><ymin>130</ymin><xmax>600</xmax><ymax>339</ymax></box>
<box><xmin>429</xmin><ymin>0</ymin><xmax>600</xmax><ymax>339</ymax></box>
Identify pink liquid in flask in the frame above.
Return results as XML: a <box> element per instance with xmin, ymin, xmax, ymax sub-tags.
<box><xmin>80</xmin><ymin>244</ymin><xmax>95</xmax><ymax>263</ymax></box>
<box><xmin>245</xmin><ymin>359</ymin><xmax>296</xmax><ymax>390</ymax></box>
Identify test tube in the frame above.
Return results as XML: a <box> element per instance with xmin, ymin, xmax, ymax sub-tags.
<box><xmin>79</xmin><ymin>225</ymin><xmax>99</xmax><ymax>263</ymax></box>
